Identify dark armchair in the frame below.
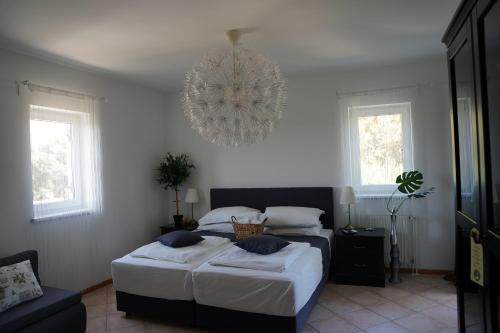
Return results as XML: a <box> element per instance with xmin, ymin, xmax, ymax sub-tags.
<box><xmin>0</xmin><ymin>250</ymin><xmax>86</xmax><ymax>333</ymax></box>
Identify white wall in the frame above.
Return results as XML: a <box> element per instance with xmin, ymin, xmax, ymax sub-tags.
<box><xmin>164</xmin><ymin>56</ymin><xmax>455</xmax><ymax>270</ymax></box>
<box><xmin>0</xmin><ymin>48</ymin><xmax>168</xmax><ymax>291</ymax></box>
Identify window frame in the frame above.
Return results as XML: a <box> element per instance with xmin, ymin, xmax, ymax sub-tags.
<box><xmin>29</xmin><ymin>105</ymin><xmax>88</xmax><ymax>220</ymax></box>
<box><xmin>348</xmin><ymin>101</ymin><xmax>414</xmax><ymax>196</ymax></box>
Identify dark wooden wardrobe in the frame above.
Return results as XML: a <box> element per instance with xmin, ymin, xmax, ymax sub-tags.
<box><xmin>443</xmin><ymin>0</ymin><xmax>500</xmax><ymax>332</ymax></box>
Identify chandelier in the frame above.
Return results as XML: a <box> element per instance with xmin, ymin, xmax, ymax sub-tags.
<box><xmin>183</xmin><ymin>29</ymin><xmax>287</xmax><ymax>147</ymax></box>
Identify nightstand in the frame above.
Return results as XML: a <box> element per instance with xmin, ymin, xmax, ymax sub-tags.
<box><xmin>334</xmin><ymin>228</ymin><xmax>386</xmax><ymax>287</ymax></box>
<box><xmin>160</xmin><ymin>224</ymin><xmax>198</xmax><ymax>235</ymax></box>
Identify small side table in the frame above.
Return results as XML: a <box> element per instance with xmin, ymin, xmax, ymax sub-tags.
<box><xmin>334</xmin><ymin>227</ymin><xmax>386</xmax><ymax>287</ymax></box>
<box><xmin>160</xmin><ymin>224</ymin><xmax>198</xmax><ymax>235</ymax></box>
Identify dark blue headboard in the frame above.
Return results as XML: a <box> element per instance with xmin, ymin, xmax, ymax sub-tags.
<box><xmin>210</xmin><ymin>187</ymin><xmax>334</xmax><ymax>230</ymax></box>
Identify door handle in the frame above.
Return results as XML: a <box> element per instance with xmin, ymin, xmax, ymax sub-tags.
<box><xmin>471</xmin><ymin>229</ymin><xmax>485</xmax><ymax>244</ymax></box>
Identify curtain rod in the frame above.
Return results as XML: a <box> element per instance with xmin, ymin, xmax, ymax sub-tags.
<box><xmin>16</xmin><ymin>80</ymin><xmax>106</xmax><ymax>102</ymax></box>
<box><xmin>336</xmin><ymin>84</ymin><xmax>419</xmax><ymax>98</ymax></box>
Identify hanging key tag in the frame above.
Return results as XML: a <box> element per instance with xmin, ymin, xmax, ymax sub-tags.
<box><xmin>470</xmin><ymin>228</ymin><xmax>484</xmax><ymax>287</ymax></box>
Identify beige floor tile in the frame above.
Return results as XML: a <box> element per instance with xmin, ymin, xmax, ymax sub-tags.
<box><xmin>86</xmin><ymin>287</ymin><xmax>108</xmax><ymax>297</ymax></box>
<box><xmin>108</xmin><ymin>292</ymin><xmax>117</xmax><ymax>305</ymax></box>
<box><xmin>107</xmin><ymin>302</ymin><xmax>123</xmax><ymax>315</ymax></box>
<box><xmin>367</xmin><ymin>301</ymin><xmax>415</xmax><ymax>320</ymax></box>
<box><xmin>106</xmin><ymin>313</ymin><xmax>145</xmax><ymax>331</ymax></box>
<box><xmin>302</xmin><ymin>324</ymin><xmax>320</xmax><ymax>333</ymax></box>
<box><xmin>309</xmin><ymin>315</ymin><xmax>361</xmax><ymax>333</ymax></box>
<box><xmin>86</xmin><ymin>304</ymin><xmax>107</xmax><ymax>319</ymax></box>
<box><xmin>108</xmin><ymin>326</ymin><xmax>146</xmax><ymax>333</ymax></box>
<box><xmin>318</xmin><ymin>290</ymin><xmax>337</xmax><ymax>304</ymax></box>
<box><xmin>394</xmin><ymin>313</ymin><xmax>451</xmax><ymax>333</ymax></box>
<box><xmin>308</xmin><ymin>304</ymin><xmax>335</xmax><ymax>323</ymax></box>
<box><xmin>107</xmin><ymin>286</ymin><xmax>116</xmax><ymax>295</ymax></box>
<box><xmin>374</xmin><ymin>286</ymin><xmax>412</xmax><ymax>300</ymax></box>
<box><xmin>86</xmin><ymin>316</ymin><xmax>106</xmax><ymax>333</ymax></box>
<box><xmin>444</xmin><ymin>299</ymin><xmax>458</xmax><ymax>309</ymax></box>
<box><xmin>396</xmin><ymin>294</ymin><xmax>439</xmax><ymax>312</ymax></box>
<box><xmin>145</xmin><ymin>320</ymin><xmax>191</xmax><ymax>333</ymax></box>
<box><xmin>364</xmin><ymin>321</ymin><xmax>412</xmax><ymax>333</ymax></box>
<box><xmin>411</xmin><ymin>274</ymin><xmax>449</xmax><ymax>287</ymax></box>
<box><xmin>394</xmin><ymin>279</ymin><xmax>433</xmax><ymax>292</ymax></box>
<box><xmin>83</xmin><ymin>293</ymin><xmax>107</xmax><ymax>307</ymax></box>
<box><xmin>339</xmin><ymin>308</ymin><xmax>388</xmax><ymax>329</ymax></box>
<box><xmin>319</xmin><ymin>295</ymin><xmax>364</xmax><ymax>315</ymax></box>
<box><xmin>331</xmin><ymin>284</ymin><xmax>370</xmax><ymax>297</ymax></box>
<box><xmin>419</xmin><ymin>285</ymin><xmax>457</xmax><ymax>305</ymax></box>
<box><xmin>420</xmin><ymin>304</ymin><xmax>458</xmax><ymax>327</ymax></box>
<box><xmin>347</xmin><ymin>291</ymin><xmax>387</xmax><ymax>306</ymax></box>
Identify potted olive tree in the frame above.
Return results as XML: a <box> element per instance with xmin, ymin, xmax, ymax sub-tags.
<box><xmin>157</xmin><ymin>153</ymin><xmax>195</xmax><ymax>227</ymax></box>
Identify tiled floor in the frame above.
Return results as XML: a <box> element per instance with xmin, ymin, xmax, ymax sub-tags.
<box><xmin>83</xmin><ymin>274</ymin><xmax>457</xmax><ymax>333</ymax></box>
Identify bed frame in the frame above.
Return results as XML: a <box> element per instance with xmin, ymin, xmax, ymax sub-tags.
<box><xmin>116</xmin><ymin>187</ymin><xmax>334</xmax><ymax>333</ymax></box>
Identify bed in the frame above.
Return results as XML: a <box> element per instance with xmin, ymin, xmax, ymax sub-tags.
<box><xmin>111</xmin><ymin>240</ymin><xmax>232</xmax><ymax>324</ymax></box>
<box><xmin>193</xmin><ymin>187</ymin><xmax>334</xmax><ymax>333</ymax></box>
<box><xmin>112</xmin><ymin>187</ymin><xmax>334</xmax><ymax>332</ymax></box>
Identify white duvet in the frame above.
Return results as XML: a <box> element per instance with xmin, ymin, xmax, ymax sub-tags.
<box><xmin>208</xmin><ymin>242</ymin><xmax>310</xmax><ymax>272</ymax></box>
<box><xmin>130</xmin><ymin>236</ymin><xmax>230</xmax><ymax>264</ymax></box>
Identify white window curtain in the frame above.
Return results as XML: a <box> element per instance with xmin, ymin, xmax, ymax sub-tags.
<box><xmin>27</xmin><ymin>83</ymin><xmax>103</xmax><ymax>221</ymax></box>
<box><xmin>338</xmin><ymin>86</ymin><xmax>417</xmax><ymax>194</ymax></box>
<box><xmin>81</xmin><ymin>97</ymin><xmax>103</xmax><ymax>214</ymax></box>
<box><xmin>338</xmin><ymin>86</ymin><xmax>418</xmax><ymax>216</ymax></box>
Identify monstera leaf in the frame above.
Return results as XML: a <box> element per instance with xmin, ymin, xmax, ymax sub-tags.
<box><xmin>387</xmin><ymin>170</ymin><xmax>435</xmax><ymax>215</ymax></box>
<box><xmin>396</xmin><ymin>171</ymin><xmax>423</xmax><ymax>194</ymax></box>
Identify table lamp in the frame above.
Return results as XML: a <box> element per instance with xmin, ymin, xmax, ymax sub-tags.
<box><xmin>340</xmin><ymin>186</ymin><xmax>356</xmax><ymax>231</ymax></box>
<box><xmin>184</xmin><ymin>188</ymin><xmax>199</xmax><ymax>223</ymax></box>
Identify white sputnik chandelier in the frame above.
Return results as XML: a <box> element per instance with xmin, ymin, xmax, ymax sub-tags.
<box><xmin>183</xmin><ymin>29</ymin><xmax>287</xmax><ymax>147</ymax></box>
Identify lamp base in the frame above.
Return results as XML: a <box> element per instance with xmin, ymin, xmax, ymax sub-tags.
<box><xmin>341</xmin><ymin>228</ymin><xmax>358</xmax><ymax>235</ymax></box>
<box><xmin>343</xmin><ymin>223</ymin><xmax>356</xmax><ymax>231</ymax></box>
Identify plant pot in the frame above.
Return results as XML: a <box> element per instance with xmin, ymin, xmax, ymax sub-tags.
<box><xmin>389</xmin><ymin>213</ymin><xmax>402</xmax><ymax>284</ymax></box>
<box><xmin>173</xmin><ymin>215</ymin><xmax>183</xmax><ymax>227</ymax></box>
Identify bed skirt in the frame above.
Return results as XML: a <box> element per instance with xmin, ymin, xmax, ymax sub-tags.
<box><xmin>116</xmin><ymin>277</ymin><xmax>325</xmax><ymax>333</ymax></box>
<box><xmin>115</xmin><ymin>291</ymin><xmax>195</xmax><ymax>326</ymax></box>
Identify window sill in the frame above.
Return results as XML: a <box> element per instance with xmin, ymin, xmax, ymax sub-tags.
<box><xmin>356</xmin><ymin>193</ymin><xmax>408</xmax><ymax>199</ymax></box>
<box><xmin>31</xmin><ymin>210</ymin><xmax>92</xmax><ymax>223</ymax></box>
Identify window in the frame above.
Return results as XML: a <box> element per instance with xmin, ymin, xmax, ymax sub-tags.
<box><xmin>348</xmin><ymin>102</ymin><xmax>413</xmax><ymax>195</ymax></box>
<box><xmin>30</xmin><ymin>104</ymin><xmax>102</xmax><ymax>221</ymax></box>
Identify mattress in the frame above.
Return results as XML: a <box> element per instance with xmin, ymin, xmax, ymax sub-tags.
<box><xmin>111</xmin><ymin>242</ymin><xmax>232</xmax><ymax>301</ymax></box>
<box><xmin>192</xmin><ymin>246</ymin><xmax>323</xmax><ymax>317</ymax></box>
<box><xmin>319</xmin><ymin>228</ymin><xmax>333</xmax><ymax>249</ymax></box>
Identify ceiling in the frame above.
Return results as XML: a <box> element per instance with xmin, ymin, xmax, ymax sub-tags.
<box><xmin>0</xmin><ymin>0</ymin><xmax>459</xmax><ymax>92</ymax></box>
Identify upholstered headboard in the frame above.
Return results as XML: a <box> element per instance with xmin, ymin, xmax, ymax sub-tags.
<box><xmin>210</xmin><ymin>187</ymin><xmax>334</xmax><ymax>230</ymax></box>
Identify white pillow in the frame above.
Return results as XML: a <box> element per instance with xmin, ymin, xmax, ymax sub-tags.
<box><xmin>264</xmin><ymin>225</ymin><xmax>322</xmax><ymax>236</ymax></box>
<box><xmin>264</xmin><ymin>206</ymin><xmax>324</xmax><ymax>227</ymax></box>
<box><xmin>198</xmin><ymin>206</ymin><xmax>261</xmax><ymax>226</ymax></box>
<box><xmin>196</xmin><ymin>222</ymin><xmax>235</xmax><ymax>233</ymax></box>
<box><xmin>0</xmin><ymin>260</ymin><xmax>44</xmax><ymax>312</ymax></box>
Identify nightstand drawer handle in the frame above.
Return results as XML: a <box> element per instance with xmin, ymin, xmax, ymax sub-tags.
<box><xmin>353</xmin><ymin>245</ymin><xmax>366</xmax><ymax>249</ymax></box>
<box><xmin>354</xmin><ymin>263</ymin><xmax>368</xmax><ymax>268</ymax></box>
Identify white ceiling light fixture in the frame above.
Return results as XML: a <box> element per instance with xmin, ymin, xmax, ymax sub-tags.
<box><xmin>183</xmin><ymin>29</ymin><xmax>287</xmax><ymax>147</ymax></box>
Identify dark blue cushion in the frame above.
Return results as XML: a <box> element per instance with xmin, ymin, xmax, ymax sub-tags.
<box><xmin>157</xmin><ymin>231</ymin><xmax>204</xmax><ymax>248</ymax></box>
<box><xmin>235</xmin><ymin>235</ymin><xmax>290</xmax><ymax>254</ymax></box>
<box><xmin>0</xmin><ymin>286</ymin><xmax>81</xmax><ymax>332</ymax></box>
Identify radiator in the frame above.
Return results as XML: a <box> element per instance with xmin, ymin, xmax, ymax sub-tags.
<box><xmin>352</xmin><ymin>214</ymin><xmax>421</xmax><ymax>273</ymax></box>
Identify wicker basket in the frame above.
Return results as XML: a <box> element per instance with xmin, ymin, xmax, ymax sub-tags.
<box><xmin>231</xmin><ymin>216</ymin><xmax>266</xmax><ymax>240</ymax></box>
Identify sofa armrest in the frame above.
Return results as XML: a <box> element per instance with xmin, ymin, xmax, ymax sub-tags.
<box><xmin>0</xmin><ymin>250</ymin><xmax>40</xmax><ymax>284</ymax></box>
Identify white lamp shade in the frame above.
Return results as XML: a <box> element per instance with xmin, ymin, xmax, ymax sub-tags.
<box><xmin>185</xmin><ymin>188</ymin><xmax>199</xmax><ymax>203</ymax></box>
<box><xmin>340</xmin><ymin>186</ymin><xmax>356</xmax><ymax>205</ymax></box>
